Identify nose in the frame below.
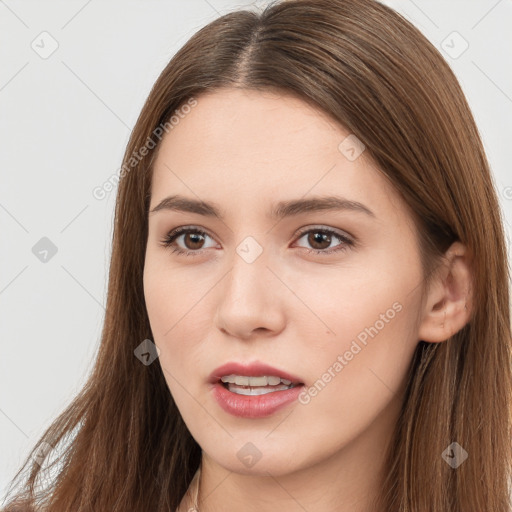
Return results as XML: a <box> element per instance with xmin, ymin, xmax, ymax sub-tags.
<box><xmin>214</xmin><ymin>247</ymin><xmax>286</xmax><ymax>340</ymax></box>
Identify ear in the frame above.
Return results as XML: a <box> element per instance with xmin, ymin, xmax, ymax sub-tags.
<box><xmin>418</xmin><ymin>241</ymin><xmax>473</xmax><ymax>343</ymax></box>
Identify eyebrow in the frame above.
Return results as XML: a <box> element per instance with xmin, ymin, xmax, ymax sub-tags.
<box><xmin>149</xmin><ymin>194</ymin><xmax>375</xmax><ymax>219</ymax></box>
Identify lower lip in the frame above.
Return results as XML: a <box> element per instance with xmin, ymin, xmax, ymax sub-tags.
<box><xmin>211</xmin><ymin>382</ymin><xmax>305</xmax><ymax>418</ymax></box>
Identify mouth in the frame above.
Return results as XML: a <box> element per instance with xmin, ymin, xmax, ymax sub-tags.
<box><xmin>209</xmin><ymin>361</ymin><xmax>305</xmax><ymax>396</ymax></box>
<box><xmin>218</xmin><ymin>375</ymin><xmax>304</xmax><ymax>395</ymax></box>
<box><xmin>209</xmin><ymin>362</ymin><xmax>306</xmax><ymax>418</ymax></box>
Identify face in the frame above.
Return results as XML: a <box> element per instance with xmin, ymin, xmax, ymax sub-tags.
<box><xmin>143</xmin><ymin>88</ymin><xmax>426</xmax><ymax>478</ymax></box>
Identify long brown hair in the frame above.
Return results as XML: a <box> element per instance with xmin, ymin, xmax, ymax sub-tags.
<box><xmin>3</xmin><ymin>0</ymin><xmax>511</xmax><ymax>510</ymax></box>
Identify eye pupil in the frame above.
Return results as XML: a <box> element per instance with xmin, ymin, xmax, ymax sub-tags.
<box><xmin>309</xmin><ymin>231</ymin><xmax>331</xmax><ymax>250</ymax></box>
<box><xmin>185</xmin><ymin>232</ymin><xmax>205</xmax><ymax>250</ymax></box>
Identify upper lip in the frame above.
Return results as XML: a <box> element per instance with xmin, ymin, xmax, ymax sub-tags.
<box><xmin>209</xmin><ymin>361</ymin><xmax>304</xmax><ymax>385</ymax></box>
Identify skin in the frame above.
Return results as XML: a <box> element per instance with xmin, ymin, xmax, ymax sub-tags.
<box><xmin>143</xmin><ymin>88</ymin><xmax>472</xmax><ymax>512</ymax></box>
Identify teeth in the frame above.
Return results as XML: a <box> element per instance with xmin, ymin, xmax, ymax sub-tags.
<box><xmin>227</xmin><ymin>384</ymin><xmax>292</xmax><ymax>396</ymax></box>
<box><xmin>220</xmin><ymin>374</ymin><xmax>293</xmax><ymax>386</ymax></box>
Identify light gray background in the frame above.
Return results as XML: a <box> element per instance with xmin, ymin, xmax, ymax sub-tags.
<box><xmin>1</xmin><ymin>0</ymin><xmax>511</xmax><ymax>499</ymax></box>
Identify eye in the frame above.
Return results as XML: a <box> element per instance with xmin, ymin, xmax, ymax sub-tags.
<box><xmin>293</xmin><ymin>226</ymin><xmax>354</xmax><ymax>255</ymax></box>
<box><xmin>159</xmin><ymin>226</ymin><xmax>217</xmax><ymax>257</ymax></box>
<box><xmin>159</xmin><ymin>225</ymin><xmax>354</xmax><ymax>257</ymax></box>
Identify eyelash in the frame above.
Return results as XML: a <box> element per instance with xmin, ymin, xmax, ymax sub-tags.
<box><xmin>159</xmin><ymin>225</ymin><xmax>354</xmax><ymax>257</ymax></box>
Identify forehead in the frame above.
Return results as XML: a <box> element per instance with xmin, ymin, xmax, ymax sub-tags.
<box><xmin>156</xmin><ymin>88</ymin><xmax>348</xmax><ymax>165</ymax></box>
<box><xmin>149</xmin><ymin>88</ymin><xmax>406</xmax><ymax>222</ymax></box>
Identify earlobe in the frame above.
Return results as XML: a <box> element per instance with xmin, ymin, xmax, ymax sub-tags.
<box><xmin>417</xmin><ymin>241</ymin><xmax>473</xmax><ymax>343</ymax></box>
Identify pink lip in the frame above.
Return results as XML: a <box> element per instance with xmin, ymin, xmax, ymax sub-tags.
<box><xmin>211</xmin><ymin>382</ymin><xmax>305</xmax><ymax>418</ymax></box>
<box><xmin>208</xmin><ymin>361</ymin><xmax>305</xmax><ymax>419</ymax></box>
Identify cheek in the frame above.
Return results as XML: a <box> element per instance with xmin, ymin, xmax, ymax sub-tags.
<box><xmin>143</xmin><ymin>251</ymin><xmax>204</xmax><ymax>338</ymax></box>
<box><xmin>143</xmin><ymin>261</ymin><xmax>170</xmax><ymax>338</ymax></box>
<box><xmin>291</xmin><ymin>257</ymin><xmax>421</xmax><ymax>404</ymax></box>
<box><xmin>143</xmin><ymin>258</ymin><xmax>210</xmax><ymax>392</ymax></box>
<box><xmin>286</xmin><ymin>258</ymin><xmax>414</xmax><ymax>346</ymax></box>
<box><xmin>143</xmin><ymin>259</ymin><xmax>184</xmax><ymax>370</ymax></box>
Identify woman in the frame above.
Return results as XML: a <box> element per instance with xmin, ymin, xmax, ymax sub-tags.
<box><xmin>3</xmin><ymin>0</ymin><xmax>511</xmax><ymax>510</ymax></box>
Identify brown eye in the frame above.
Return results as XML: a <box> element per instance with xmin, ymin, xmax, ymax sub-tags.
<box><xmin>182</xmin><ymin>232</ymin><xmax>206</xmax><ymax>250</ymax></box>
<box><xmin>307</xmin><ymin>231</ymin><xmax>333</xmax><ymax>250</ymax></box>
<box><xmin>160</xmin><ymin>227</ymin><xmax>217</xmax><ymax>256</ymax></box>
<box><xmin>294</xmin><ymin>227</ymin><xmax>354</xmax><ymax>255</ymax></box>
